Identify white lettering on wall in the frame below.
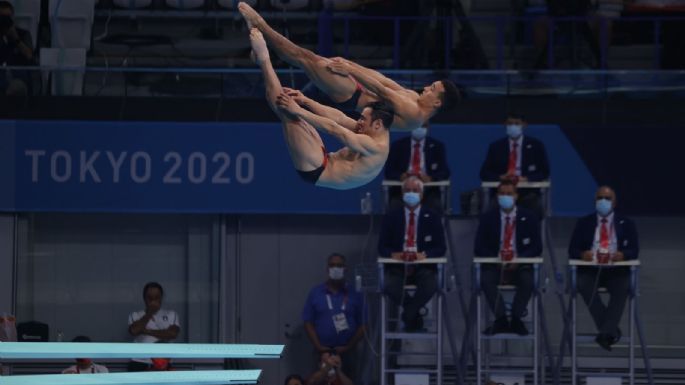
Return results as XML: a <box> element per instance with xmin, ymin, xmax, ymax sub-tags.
<box><xmin>51</xmin><ymin>150</ymin><xmax>71</xmax><ymax>183</ymax></box>
<box><xmin>25</xmin><ymin>150</ymin><xmax>46</xmax><ymax>182</ymax></box>
<box><xmin>23</xmin><ymin>150</ymin><xmax>255</xmax><ymax>185</ymax></box>
<box><xmin>235</xmin><ymin>152</ymin><xmax>254</xmax><ymax>184</ymax></box>
<box><xmin>106</xmin><ymin>151</ymin><xmax>127</xmax><ymax>183</ymax></box>
<box><xmin>130</xmin><ymin>151</ymin><xmax>151</xmax><ymax>183</ymax></box>
<box><xmin>80</xmin><ymin>151</ymin><xmax>101</xmax><ymax>183</ymax></box>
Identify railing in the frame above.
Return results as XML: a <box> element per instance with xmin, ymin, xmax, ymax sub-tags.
<box><xmin>89</xmin><ymin>10</ymin><xmax>685</xmax><ymax>70</ymax></box>
<box><xmin>6</xmin><ymin>66</ymin><xmax>685</xmax><ymax>99</ymax></box>
<box><xmin>321</xmin><ymin>13</ymin><xmax>685</xmax><ymax>70</ymax></box>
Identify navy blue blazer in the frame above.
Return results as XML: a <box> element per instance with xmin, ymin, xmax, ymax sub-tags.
<box><xmin>378</xmin><ymin>205</ymin><xmax>446</xmax><ymax>258</ymax></box>
<box><xmin>479</xmin><ymin>135</ymin><xmax>550</xmax><ymax>182</ymax></box>
<box><xmin>384</xmin><ymin>136</ymin><xmax>451</xmax><ymax>181</ymax></box>
<box><xmin>474</xmin><ymin>207</ymin><xmax>543</xmax><ymax>257</ymax></box>
<box><xmin>568</xmin><ymin>213</ymin><xmax>639</xmax><ymax>260</ymax></box>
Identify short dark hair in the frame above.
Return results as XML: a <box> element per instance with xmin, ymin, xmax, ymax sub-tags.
<box><xmin>327</xmin><ymin>252</ymin><xmax>346</xmax><ymax>264</ymax></box>
<box><xmin>438</xmin><ymin>79</ymin><xmax>460</xmax><ymax>112</ymax></box>
<box><xmin>497</xmin><ymin>180</ymin><xmax>517</xmax><ymax>193</ymax></box>
<box><xmin>0</xmin><ymin>1</ymin><xmax>13</xmax><ymax>13</ymax></box>
<box><xmin>506</xmin><ymin>111</ymin><xmax>526</xmax><ymax>121</ymax></box>
<box><xmin>143</xmin><ymin>281</ymin><xmax>164</xmax><ymax>299</ymax></box>
<box><xmin>72</xmin><ymin>335</ymin><xmax>91</xmax><ymax>343</ymax></box>
<box><xmin>366</xmin><ymin>101</ymin><xmax>394</xmax><ymax>128</ymax></box>
<box><xmin>283</xmin><ymin>374</ymin><xmax>305</xmax><ymax>385</ymax></box>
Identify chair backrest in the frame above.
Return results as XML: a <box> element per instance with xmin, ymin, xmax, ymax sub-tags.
<box><xmin>217</xmin><ymin>0</ymin><xmax>257</xmax><ymax>9</ymax></box>
<box><xmin>48</xmin><ymin>0</ymin><xmax>96</xmax><ymax>49</ymax></box>
<box><xmin>16</xmin><ymin>321</ymin><xmax>49</xmax><ymax>342</ymax></box>
<box><xmin>112</xmin><ymin>0</ymin><xmax>154</xmax><ymax>8</ymax></box>
<box><xmin>39</xmin><ymin>47</ymin><xmax>87</xmax><ymax>96</ymax></box>
<box><xmin>270</xmin><ymin>0</ymin><xmax>309</xmax><ymax>11</ymax></box>
<box><xmin>7</xmin><ymin>0</ymin><xmax>41</xmax><ymax>48</ymax></box>
<box><xmin>165</xmin><ymin>0</ymin><xmax>205</xmax><ymax>9</ymax></box>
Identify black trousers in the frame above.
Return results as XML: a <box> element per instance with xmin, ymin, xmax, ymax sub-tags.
<box><xmin>577</xmin><ymin>266</ymin><xmax>630</xmax><ymax>337</ymax></box>
<box><xmin>481</xmin><ymin>264</ymin><xmax>534</xmax><ymax>319</ymax></box>
<box><xmin>384</xmin><ymin>265</ymin><xmax>438</xmax><ymax>325</ymax></box>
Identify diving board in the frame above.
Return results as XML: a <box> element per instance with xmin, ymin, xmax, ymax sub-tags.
<box><xmin>0</xmin><ymin>343</ymin><xmax>283</xmax><ymax>359</ymax></box>
<box><xmin>0</xmin><ymin>370</ymin><xmax>261</xmax><ymax>385</ymax></box>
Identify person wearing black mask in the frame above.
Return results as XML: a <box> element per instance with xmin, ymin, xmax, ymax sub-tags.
<box><xmin>0</xmin><ymin>1</ymin><xmax>33</xmax><ymax>96</ymax></box>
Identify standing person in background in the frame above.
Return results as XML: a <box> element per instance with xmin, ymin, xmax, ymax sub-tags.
<box><xmin>302</xmin><ymin>253</ymin><xmax>366</xmax><ymax>381</ymax></box>
<box><xmin>127</xmin><ymin>282</ymin><xmax>180</xmax><ymax>372</ymax></box>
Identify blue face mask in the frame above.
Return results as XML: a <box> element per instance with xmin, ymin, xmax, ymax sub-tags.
<box><xmin>403</xmin><ymin>192</ymin><xmax>421</xmax><ymax>207</ymax></box>
<box><xmin>506</xmin><ymin>124</ymin><xmax>523</xmax><ymax>138</ymax></box>
<box><xmin>596</xmin><ymin>198</ymin><xmax>613</xmax><ymax>216</ymax></box>
<box><xmin>411</xmin><ymin>127</ymin><xmax>428</xmax><ymax>140</ymax></box>
<box><xmin>498</xmin><ymin>195</ymin><xmax>515</xmax><ymax>210</ymax></box>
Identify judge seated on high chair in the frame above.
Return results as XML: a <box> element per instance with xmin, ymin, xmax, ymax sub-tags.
<box><xmin>378</xmin><ymin>176</ymin><xmax>446</xmax><ymax>332</ymax></box>
<box><xmin>474</xmin><ymin>180</ymin><xmax>542</xmax><ymax>336</ymax></box>
<box><xmin>568</xmin><ymin>185</ymin><xmax>639</xmax><ymax>351</ymax></box>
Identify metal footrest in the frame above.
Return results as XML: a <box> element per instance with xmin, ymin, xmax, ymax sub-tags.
<box><xmin>387</xmin><ymin>351</ymin><xmax>438</xmax><ymax>357</ymax></box>
<box><xmin>480</xmin><ymin>333</ymin><xmax>536</xmax><ymax>341</ymax></box>
<box><xmin>576</xmin><ymin>371</ymin><xmax>630</xmax><ymax>377</ymax></box>
<box><xmin>384</xmin><ymin>368</ymin><xmax>439</xmax><ymax>374</ymax></box>
<box><xmin>575</xmin><ymin>333</ymin><xmax>626</xmax><ymax>345</ymax></box>
<box><xmin>385</xmin><ymin>332</ymin><xmax>438</xmax><ymax>340</ymax></box>
<box><xmin>482</xmin><ymin>368</ymin><xmax>536</xmax><ymax>374</ymax></box>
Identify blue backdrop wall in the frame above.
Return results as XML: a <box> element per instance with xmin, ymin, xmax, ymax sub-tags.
<box><xmin>0</xmin><ymin>120</ymin><xmax>596</xmax><ymax>215</ymax></box>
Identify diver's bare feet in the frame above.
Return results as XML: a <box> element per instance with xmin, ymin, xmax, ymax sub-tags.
<box><xmin>249</xmin><ymin>28</ymin><xmax>269</xmax><ymax>64</ymax></box>
<box><xmin>238</xmin><ymin>2</ymin><xmax>264</xmax><ymax>30</ymax></box>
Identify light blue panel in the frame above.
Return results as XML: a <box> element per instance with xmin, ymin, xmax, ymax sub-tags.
<box><xmin>0</xmin><ymin>342</ymin><xmax>283</xmax><ymax>359</ymax></box>
<box><xmin>0</xmin><ymin>370</ymin><xmax>261</xmax><ymax>385</ymax></box>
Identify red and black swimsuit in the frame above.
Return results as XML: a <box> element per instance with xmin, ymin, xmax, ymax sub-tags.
<box><xmin>296</xmin><ymin>147</ymin><xmax>328</xmax><ymax>184</ymax></box>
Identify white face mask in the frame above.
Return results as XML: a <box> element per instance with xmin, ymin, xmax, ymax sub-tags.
<box><xmin>411</xmin><ymin>127</ymin><xmax>428</xmax><ymax>140</ymax></box>
<box><xmin>328</xmin><ymin>267</ymin><xmax>344</xmax><ymax>280</ymax></box>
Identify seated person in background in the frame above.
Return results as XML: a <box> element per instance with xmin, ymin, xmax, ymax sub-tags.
<box><xmin>474</xmin><ymin>180</ymin><xmax>542</xmax><ymax>335</ymax></box>
<box><xmin>61</xmin><ymin>336</ymin><xmax>109</xmax><ymax>374</ymax></box>
<box><xmin>480</xmin><ymin>112</ymin><xmax>550</xmax><ymax>216</ymax></box>
<box><xmin>302</xmin><ymin>253</ymin><xmax>366</xmax><ymax>380</ymax></box>
<box><xmin>127</xmin><ymin>282</ymin><xmax>180</xmax><ymax>372</ymax></box>
<box><xmin>283</xmin><ymin>374</ymin><xmax>306</xmax><ymax>385</ymax></box>
<box><xmin>307</xmin><ymin>351</ymin><xmax>354</xmax><ymax>385</ymax></box>
<box><xmin>379</xmin><ymin>176</ymin><xmax>446</xmax><ymax>331</ymax></box>
<box><xmin>568</xmin><ymin>185</ymin><xmax>639</xmax><ymax>351</ymax></box>
<box><xmin>0</xmin><ymin>1</ymin><xmax>33</xmax><ymax>96</ymax></box>
<box><xmin>384</xmin><ymin>120</ymin><xmax>451</xmax><ymax>211</ymax></box>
